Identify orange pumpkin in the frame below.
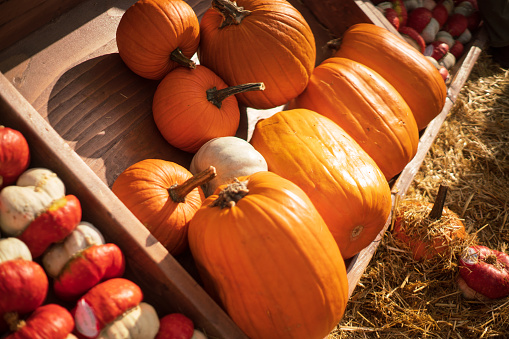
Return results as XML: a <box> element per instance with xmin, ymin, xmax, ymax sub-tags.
<box><xmin>288</xmin><ymin>57</ymin><xmax>419</xmax><ymax>180</ymax></box>
<box><xmin>331</xmin><ymin>23</ymin><xmax>447</xmax><ymax>130</ymax></box>
<box><xmin>116</xmin><ymin>0</ymin><xmax>200</xmax><ymax>80</ymax></box>
<box><xmin>188</xmin><ymin>171</ymin><xmax>348</xmax><ymax>339</ymax></box>
<box><xmin>250</xmin><ymin>108</ymin><xmax>392</xmax><ymax>259</ymax></box>
<box><xmin>152</xmin><ymin>65</ymin><xmax>264</xmax><ymax>153</ymax></box>
<box><xmin>198</xmin><ymin>0</ymin><xmax>316</xmax><ymax>109</ymax></box>
<box><xmin>111</xmin><ymin>159</ymin><xmax>215</xmax><ymax>255</ymax></box>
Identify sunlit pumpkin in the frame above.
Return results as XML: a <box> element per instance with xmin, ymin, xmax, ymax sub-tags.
<box><xmin>250</xmin><ymin>108</ymin><xmax>392</xmax><ymax>259</ymax></box>
<box><xmin>198</xmin><ymin>0</ymin><xmax>316</xmax><ymax>109</ymax></box>
<box><xmin>188</xmin><ymin>171</ymin><xmax>348</xmax><ymax>339</ymax></box>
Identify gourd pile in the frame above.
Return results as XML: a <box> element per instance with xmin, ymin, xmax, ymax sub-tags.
<box><xmin>110</xmin><ymin>0</ymin><xmax>455</xmax><ymax>338</ymax></box>
<box><xmin>0</xmin><ymin>126</ymin><xmax>206</xmax><ymax>339</ymax></box>
<box><xmin>373</xmin><ymin>0</ymin><xmax>482</xmax><ymax>81</ymax></box>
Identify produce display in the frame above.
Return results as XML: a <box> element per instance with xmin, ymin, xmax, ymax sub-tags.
<box><xmin>373</xmin><ymin>0</ymin><xmax>482</xmax><ymax>82</ymax></box>
<box><xmin>0</xmin><ymin>0</ymin><xmax>499</xmax><ymax>338</ymax></box>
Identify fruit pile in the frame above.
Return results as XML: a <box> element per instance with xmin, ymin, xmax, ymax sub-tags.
<box><xmin>374</xmin><ymin>0</ymin><xmax>482</xmax><ymax>81</ymax></box>
<box><xmin>0</xmin><ymin>126</ymin><xmax>206</xmax><ymax>338</ymax></box>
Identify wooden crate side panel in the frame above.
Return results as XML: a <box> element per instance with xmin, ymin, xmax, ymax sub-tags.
<box><xmin>0</xmin><ymin>72</ymin><xmax>248</xmax><ymax>339</ymax></box>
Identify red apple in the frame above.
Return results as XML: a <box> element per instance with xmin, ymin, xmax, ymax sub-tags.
<box><xmin>431</xmin><ymin>40</ymin><xmax>450</xmax><ymax>60</ymax></box>
<box><xmin>458</xmin><ymin>245</ymin><xmax>509</xmax><ymax>300</ymax></box>
<box><xmin>438</xmin><ymin>66</ymin><xmax>449</xmax><ymax>81</ymax></box>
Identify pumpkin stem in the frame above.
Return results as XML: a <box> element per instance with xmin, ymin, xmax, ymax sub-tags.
<box><xmin>326</xmin><ymin>38</ymin><xmax>342</xmax><ymax>52</ymax></box>
<box><xmin>211</xmin><ymin>0</ymin><xmax>252</xmax><ymax>28</ymax></box>
<box><xmin>168</xmin><ymin>166</ymin><xmax>217</xmax><ymax>203</ymax></box>
<box><xmin>170</xmin><ymin>48</ymin><xmax>196</xmax><ymax>69</ymax></box>
<box><xmin>428</xmin><ymin>184</ymin><xmax>448</xmax><ymax>220</ymax></box>
<box><xmin>207</xmin><ymin>82</ymin><xmax>265</xmax><ymax>109</ymax></box>
<box><xmin>4</xmin><ymin>312</ymin><xmax>25</xmax><ymax>332</ymax></box>
<box><xmin>210</xmin><ymin>178</ymin><xmax>249</xmax><ymax>209</ymax></box>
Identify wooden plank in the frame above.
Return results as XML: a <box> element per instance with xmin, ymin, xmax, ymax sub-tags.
<box><xmin>0</xmin><ymin>71</ymin><xmax>248</xmax><ymax>339</ymax></box>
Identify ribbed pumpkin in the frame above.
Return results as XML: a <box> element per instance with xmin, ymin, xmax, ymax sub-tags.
<box><xmin>111</xmin><ymin>159</ymin><xmax>215</xmax><ymax>255</ymax></box>
<box><xmin>188</xmin><ymin>171</ymin><xmax>348</xmax><ymax>339</ymax></box>
<box><xmin>288</xmin><ymin>57</ymin><xmax>419</xmax><ymax>180</ymax></box>
<box><xmin>331</xmin><ymin>23</ymin><xmax>447</xmax><ymax>130</ymax></box>
<box><xmin>198</xmin><ymin>0</ymin><xmax>316</xmax><ymax>109</ymax></box>
<box><xmin>152</xmin><ymin>65</ymin><xmax>264</xmax><ymax>153</ymax></box>
<box><xmin>250</xmin><ymin>108</ymin><xmax>392</xmax><ymax>259</ymax></box>
<box><xmin>116</xmin><ymin>0</ymin><xmax>200</xmax><ymax>80</ymax></box>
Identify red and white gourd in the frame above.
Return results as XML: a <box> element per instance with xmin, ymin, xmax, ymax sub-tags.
<box><xmin>73</xmin><ymin>278</ymin><xmax>160</xmax><ymax>339</ymax></box>
<box><xmin>406</xmin><ymin>7</ymin><xmax>441</xmax><ymax>44</ymax></box>
<box><xmin>42</xmin><ymin>222</ymin><xmax>125</xmax><ymax>300</ymax></box>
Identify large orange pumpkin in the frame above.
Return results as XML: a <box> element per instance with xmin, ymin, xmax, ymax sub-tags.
<box><xmin>188</xmin><ymin>171</ymin><xmax>348</xmax><ymax>339</ymax></box>
<box><xmin>250</xmin><ymin>108</ymin><xmax>392</xmax><ymax>259</ymax></box>
<box><xmin>331</xmin><ymin>23</ymin><xmax>447</xmax><ymax>130</ymax></box>
<box><xmin>288</xmin><ymin>57</ymin><xmax>419</xmax><ymax>180</ymax></box>
<box><xmin>152</xmin><ymin>65</ymin><xmax>264</xmax><ymax>153</ymax></box>
<box><xmin>198</xmin><ymin>0</ymin><xmax>316</xmax><ymax>109</ymax></box>
<box><xmin>116</xmin><ymin>0</ymin><xmax>200</xmax><ymax>80</ymax></box>
<box><xmin>111</xmin><ymin>159</ymin><xmax>215</xmax><ymax>255</ymax></box>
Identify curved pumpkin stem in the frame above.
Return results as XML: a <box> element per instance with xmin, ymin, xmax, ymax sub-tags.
<box><xmin>170</xmin><ymin>48</ymin><xmax>196</xmax><ymax>69</ymax></box>
<box><xmin>326</xmin><ymin>38</ymin><xmax>342</xmax><ymax>52</ymax></box>
<box><xmin>428</xmin><ymin>183</ymin><xmax>449</xmax><ymax>220</ymax></box>
<box><xmin>207</xmin><ymin>82</ymin><xmax>265</xmax><ymax>109</ymax></box>
<box><xmin>210</xmin><ymin>178</ymin><xmax>249</xmax><ymax>209</ymax></box>
<box><xmin>169</xmin><ymin>166</ymin><xmax>217</xmax><ymax>203</ymax></box>
<box><xmin>212</xmin><ymin>0</ymin><xmax>252</xmax><ymax>28</ymax></box>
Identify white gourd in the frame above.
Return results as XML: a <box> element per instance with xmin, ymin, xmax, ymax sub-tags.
<box><xmin>97</xmin><ymin>302</ymin><xmax>160</xmax><ymax>339</ymax></box>
<box><xmin>0</xmin><ymin>237</ymin><xmax>32</xmax><ymax>263</ymax></box>
<box><xmin>42</xmin><ymin>221</ymin><xmax>105</xmax><ymax>277</ymax></box>
<box><xmin>17</xmin><ymin>168</ymin><xmax>65</xmax><ymax>200</ymax></box>
<box><xmin>190</xmin><ymin>136</ymin><xmax>268</xmax><ymax>196</ymax></box>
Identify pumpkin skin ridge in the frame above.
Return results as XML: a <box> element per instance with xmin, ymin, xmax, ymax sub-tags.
<box><xmin>333</xmin><ymin>24</ymin><xmax>446</xmax><ymax>130</ymax></box>
<box><xmin>198</xmin><ymin>0</ymin><xmax>315</xmax><ymax>109</ymax></box>
<box><xmin>189</xmin><ymin>172</ymin><xmax>348</xmax><ymax>339</ymax></box>
<box><xmin>251</xmin><ymin>109</ymin><xmax>392</xmax><ymax>258</ymax></box>
<box><xmin>293</xmin><ymin>57</ymin><xmax>419</xmax><ymax>179</ymax></box>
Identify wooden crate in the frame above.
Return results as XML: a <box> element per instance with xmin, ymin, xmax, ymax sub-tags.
<box><xmin>0</xmin><ymin>0</ymin><xmax>488</xmax><ymax>337</ymax></box>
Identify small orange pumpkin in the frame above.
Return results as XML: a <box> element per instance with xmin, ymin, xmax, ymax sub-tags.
<box><xmin>111</xmin><ymin>159</ymin><xmax>216</xmax><ymax>255</ymax></box>
<box><xmin>198</xmin><ymin>0</ymin><xmax>316</xmax><ymax>109</ymax></box>
<box><xmin>116</xmin><ymin>0</ymin><xmax>200</xmax><ymax>80</ymax></box>
<box><xmin>188</xmin><ymin>171</ymin><xmax>348</xmax><ymax>339</ymax></box>
<box><xmin>250</xmin><ymin>108</ymin><xmax>392</xmax><ymax>259</ymax></box>
<box><xmin>152</xmin><ymin>65</ymin><xmax>264</xmax><ymax>153</ymax></box>
<box><xmin>330</xmin><ymin>23</ymin><xmax>447</xmax><ymax>130</ymax></box>
<box><xmin>288</xmin><ymin>57</ymin><xmax>419</xmax><ymax>180</ymax></box>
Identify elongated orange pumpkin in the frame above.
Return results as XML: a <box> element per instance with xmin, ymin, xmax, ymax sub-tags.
<box><xmin>152</xmin><ymin>65</ymin><xmax>264</xmax><ymax>153</ymax></box>
<box><xmin>198</xmin><ymin>0</ymin><xmax>316</xmax><ymax>109</ymax></box>
<box><xmin>116</xmin><ymin>0</ymin><xmax>200</xmax><ymax>80</ymax></box>
<box><xmin>331</xmin><ymin>23</ymin><xmax>447</xmax><ymax>130</ymax></box>
<box><xmin>112</xmin><ymin>159</ymin><xmax>216</xmax><ymax>255</ymax></box>
<box><xmin>188</xmin><ymin>171</ymin><xmax>348</xmax><ymax>339</ymax></box>
<box><xmin>250</xmin><ymin>108</ymin><xmax>392</xmax><ymax>259</ymax></box>
<box><xmin>288</xmin><ymin>57</ymin><xmax>419</xmax><ymax>180</ymax></box>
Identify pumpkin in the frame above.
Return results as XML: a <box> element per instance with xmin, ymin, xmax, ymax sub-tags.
<box><xmin>288</xmin><ymin>57</ymin><xmax>419</xmax><ymax>180</ymax></box>
<box><xmin>330</xmin><ymin>23</ymin><xmax>447</xmax><ymax>130</ymax></box>
<box><xmin>116</xmin><ymin>0</ymin><xmax>200</xmax><ymax>80</ymax></box>
<box><xmin>0</xmin><ymin>126</ymin><xmax>30</xmax><ymax>189</ymax></box>
<box><xmin>4</xmin><ymin>304</ymin><xmax>74</xmax><ymax>339</ymax></box>
<box><xmin>155</xmin><ymin>313</ymin><xmax>194</xmax><ymax>339</ymax></box>
<box><xmin>17</xmin><ymin>194</ymin><xmax>81</xmax><ymax>258</ymax></box>
<box><xmin>0</xmin><ymin>239</ymin><xmax>48</xmax><ymax>324</ymax></box>
<box><xmin>188</xmin><ymin>171</ymin><xmax>348</xmax><ymax>339</ymax></box>
<box><xmin>198</xmin><ymin>0</ymin><xmax>316</xmax><ymax>109</ymax></box>
<box><xmin>73</xmin><ymin>278</ymin><xmax>159</xmax><ymax>339</ymax></box>
<box><xmin>250</xmin><ymin>108</ymin><xmax>392</xmax><ymax>259</ymax></box>
<box><xmin>457</xmin><ymin>245</ymin><xmax>509</xmax><ymax>300</ymax></box>
<box><xmin>42</xmin><ymin>221</ymin><xmax>105</xmax><ymax>278</ymax></box>
<box><xmin>152</xmin><ymin>65</ymin><xmax>264</xmax><ymax>153</ymax></box>
<box><xmin>392</xmin><ymin>184</ymin><xmax>467</xmax><ymax>261</ymax></box>
<box><xmin>0</xmin><ymin>168</ymin><xmax>65</xmax><ymax>236</ymax></box>
<box><xmin>111</xmin><ymin>159</ymin><xmax>216</xmax><ymax>255</ymax></box>
<box><xmin>189</xmin><ymin>136</ymin><xmax>268</xmax><ymax>196</ymax></box>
